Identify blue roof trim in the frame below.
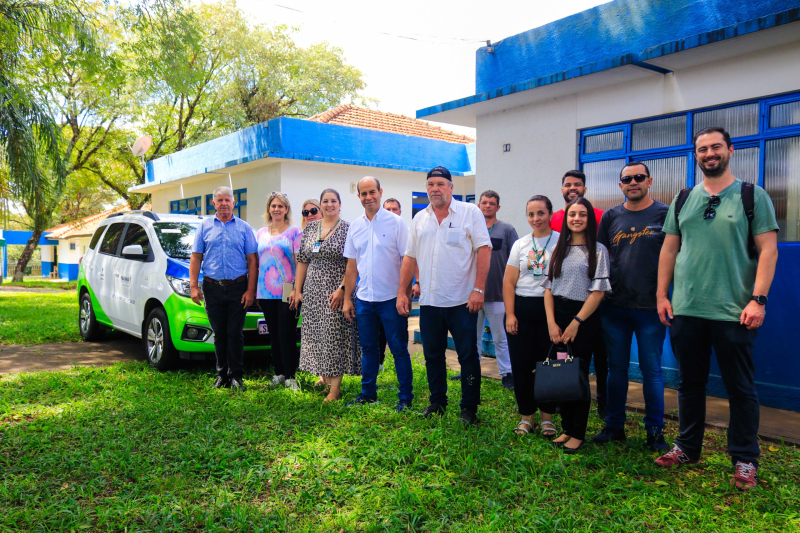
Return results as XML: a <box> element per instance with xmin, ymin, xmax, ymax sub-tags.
<box><xmin>417</xmin><ymin>54</ymin><xmax>637</xmax><ymax>119</ymax></box>
<box><xmin>136</xmin><ymin>117</ymin><xmax>474</xmax><ymax>190</ymax></box>
<box><xmin>416</xmin><ymin>5</ymin><xmax>800</xmax><ymax>120</ymax></box>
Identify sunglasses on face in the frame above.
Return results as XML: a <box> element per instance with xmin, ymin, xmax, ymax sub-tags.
<box><xmin>302</xmin><ymin>208</ymin><xmax>319</xmax><ymax>217</ymax></box>
<box><xmin>620</xmin><ymin>174</ymin><xmax>648</xmax><ymax>184</ymax></box>
<box><xmin>704</xmin><ymin>195</ymin><xmax>721</xmax><ymax>220</ymax></box>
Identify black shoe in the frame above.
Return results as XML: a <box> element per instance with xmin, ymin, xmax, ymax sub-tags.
<box><xmin>596</xmin><ymin>397</ymin><xmax>608</xmax><ymax>420</ymax></box>
<box><xmin>647</xmin><ymin>430</ymin><xmax>670</xmax><ymax>452</ymax></box>
<box><xmin>212</xmin><ymin>376</ymin><xmax>230</xmax><ymax>389</ymax></box>
<box><xmin>459</xmin><ymin>408</ymin><xmax>477</xmax><ymax>426</ymax></box>
<box><xmin>501</xmin><ymin>374</ymin><xmax>515</xmax><ymax>391</ymax></box>
<box><xmin>230</xmin><ymin>378</ymin><xmax>246</xmax><ymax>392</ymax></box>
<box><xmin>346</xmin><ymin>394</ymin><xmax>378</xmax><ymax>407</ymax></box>
<box><xmin>395</xmin><ymin>399</ymin><xmax>413</xmax><ymax>413</ymax></box>
<box><xmin>563</xmin><ymin>441</ymin><xmax>585</xmax><ymax>455</ymax></box>
<box><xmin>419</xmin><ymin>404</ymin><xmax>445</xmax><ymax>418</ymax></box>
<box><xmin>449</xmin><ymin>373</ymin><xmax>462</xmax><ymax>381</ymax></box>
<box><xmin>592</xmin><ymin>426</ymin><xmax>626</xmax><ymax>444</ymax></box>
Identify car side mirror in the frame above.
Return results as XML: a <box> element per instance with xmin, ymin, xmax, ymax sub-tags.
<box><xmin>122</xmin><ymin>244</ymin><xmax>146</xmax><ymax>258</ymax></box>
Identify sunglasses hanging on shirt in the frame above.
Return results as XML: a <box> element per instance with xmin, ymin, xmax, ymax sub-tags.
<box><xmin>704</xmin><ymin>195</ymin><xmax>721</xmax><ymax>220</ymax></box>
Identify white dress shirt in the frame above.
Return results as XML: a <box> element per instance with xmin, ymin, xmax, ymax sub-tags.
<box><xmin>344</xmin><ymin>207</ymin><xmax>409</xmax><ymax>302</ymax></box>
<box><xmin>405</xmin><ymin>199</ymin><xmax>492</xmax><ymax>307</ymax></box>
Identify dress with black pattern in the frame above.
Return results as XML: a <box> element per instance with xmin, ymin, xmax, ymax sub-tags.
<box><xmin>297</xmin><ymin>220</ymin><xmax>360</xmax><ymax>376</ymax></box>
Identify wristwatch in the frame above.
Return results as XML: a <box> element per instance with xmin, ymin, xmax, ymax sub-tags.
<box><xmin>472</xmin><ymin>288</ymin><xmax>484</xmax><ymax>295</ymax></box>
<box><xmin>339</xmin><ymin>284</ymin><xmax>346</xmax><ymax>291</ymax></box>
<box><xmin>751</xmin><ymin>295</ymin><xmax>768</xmax><ymax>305</ymax></box>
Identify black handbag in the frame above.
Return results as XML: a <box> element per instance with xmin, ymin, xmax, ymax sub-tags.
<box><xmin>533</xmin><ymin>343</ymin><xmax>589</xmax><ymax>404</ymax></box>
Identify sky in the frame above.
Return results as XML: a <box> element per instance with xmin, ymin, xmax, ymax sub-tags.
<box><xmin>236</xmin><ymin>0</ymin><xmax>609</xmax><ymax>137</ymax></box>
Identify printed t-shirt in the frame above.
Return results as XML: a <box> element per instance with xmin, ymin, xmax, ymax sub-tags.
<box><xmin>550</xmin><ymin>207</ymin><xmax>604</xmax><ymax>233</ymax></box>
<box><xmin>506</xmin><ymin>231</ymin><xmax>560</xmax><ymax>297</ymax></box>
<box><xmin>597</xmin><ymin>201</ymin><xmax>669</xmax><ymax>311</ymax></box>
<box><xmin>662</xmin><ymin>179</ymin><xmax>778</xmax><ymax>322</ymax></box>
<box><xmin>484</xmin><ymin>220</ymin><xmax>519</xmax><ymax>302</ymax></box>
<box><xmin>255</xmin><ymin>225</ymin><xmax>302</xmax><ymax>299</ymax></box>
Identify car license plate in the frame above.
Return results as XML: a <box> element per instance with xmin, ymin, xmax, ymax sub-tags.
<box><xmin>257</xmin><ymin>319</ymin><xmax>269</xmax><ymax>335</ymax></box>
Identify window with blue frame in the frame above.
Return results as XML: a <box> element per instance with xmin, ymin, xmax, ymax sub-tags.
<box><xmin>579</xmin><ymin>91</ymin><xmax>800</xmax><ymax>242</ymax></box>
<box><xmin>206</xmin><ymin>188</ymin><xmax>248</xmax><ymax>219</ymax></box>
<box><xmin>170</xmin><ymin>196</ymin><xmax>201</xmax><ymax>215</ymax></box>
<box><xmin>412</xmin><ymin>192</ymin><xmax>463</xmax><ymax>217</ymax></box>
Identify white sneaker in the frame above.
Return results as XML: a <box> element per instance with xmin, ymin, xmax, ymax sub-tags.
<box><xmin>285</xmin><ymin>378</ymin><xmax>300</xmax><ymax>391</ymax></box>
<box><xmin>268</xmin><ymin>375</ymin><xmax>286</xmax><ymax>387</ymax></box>
<box><xmin>378</xmin><ymin>364</ymin><xmax>385</xmax><ymax>373</ymax></box>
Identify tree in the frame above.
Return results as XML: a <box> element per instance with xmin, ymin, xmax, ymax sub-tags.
<box><xmin>0</xmin><ymin>0</ymin><xmax>93</xmax><ymax>281</ymax></box>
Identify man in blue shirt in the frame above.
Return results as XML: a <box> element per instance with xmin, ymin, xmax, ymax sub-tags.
<box><xmin>190</xmin><ymin>186</ymin><xmax>258</xmax><ymax>391</ymax></box>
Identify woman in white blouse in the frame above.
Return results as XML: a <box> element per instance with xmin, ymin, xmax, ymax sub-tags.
<box><xmin>542</xmin><ymin>197</ymin><xmax>611</xmax><ymax>454</ymax></box>
<box><xmin>503</xmin><ymin>195</ymin><xmax>560</xmax><ymax>438</ymax></box>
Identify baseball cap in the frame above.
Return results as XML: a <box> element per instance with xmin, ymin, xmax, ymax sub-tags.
<box><xmin>426</xmin><ymin>166</ymin><xmax>452</xmax><ymax>181</ymax></box>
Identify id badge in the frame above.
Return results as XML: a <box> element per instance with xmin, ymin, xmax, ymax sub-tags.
<box><xmin>446</xmin><ymin>226</ymin><xmax>460</xmax><ymax>245</ymax></box>
<box><xmin>533</xmin><ymin>265</ymin><xmax>543</xmax><ymax>277</ymax></box>
<box><xmin>312</xmin><ymin>241</ymin><xmax>322</xmax><ymax>253</ymax></box>
<box><xmin>282</xmin><ymin>282</ymin><xmax>293</xmax><ymax>303</ymax></box>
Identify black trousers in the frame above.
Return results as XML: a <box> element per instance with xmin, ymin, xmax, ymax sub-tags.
<box><xmin>258</xmin><ymin>298</ymin><xmax>299</xmax><ymax>379</ymax></box>
<box><xmin>203</xmin><ymin>279</ymin><xmax>248</xmax><ymax>381</ymax></box>
<box><xmin>671</xmin><ymin>316</ymin><xmax>760</xmax><ymax>466</ymax></box>
<box><xmin>506</xmin><ymin>295</ymin><xmax>554</xmax><ymax>416</ymax></box>
<box><xmin>553</xmin><ymin>297</ymin><xmax>599</xmax><ymax>441</ymax></box>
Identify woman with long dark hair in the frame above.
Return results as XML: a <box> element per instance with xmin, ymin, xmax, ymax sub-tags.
<box><xmin>542</xmin><ymin>197</ymin><xmax>610</xmax><ymax>453</ymax></box>
<box><xmin>504</xmin><ymin>195</ymin><xmax>560</xmax><ymax>438</ymax></box>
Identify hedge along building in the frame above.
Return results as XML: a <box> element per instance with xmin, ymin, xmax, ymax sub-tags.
<box><xmin>129</xmin><ymin>106</ymin><xmax>476</xmax><ymax>229</ymax></box>
<box><xmin>417</xmin><ymin>0</ymin><xmax>800</xmax><ymax>411</ymax></box>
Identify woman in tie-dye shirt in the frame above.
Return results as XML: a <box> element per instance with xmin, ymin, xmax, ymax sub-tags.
<box><xmin>256</xmin><ymin>192</ymin><xmax>303</xmax><ymax>390</ymax></box>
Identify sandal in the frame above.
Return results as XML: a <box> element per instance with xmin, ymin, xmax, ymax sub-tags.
<box><xmin>513</xmin><ymin>420</ymin><xmax>535</xmax><ymax>436</ymax></box>
<box><xmin>563</xmin><ymin>440</ymin><xmax>585</xmax><ymax>455</ymax></box>
<box><xmin>323</xmin><ymin>385</ymin><xmax>341</xmax><ymax>403</ymax></box>
<box><xmin>540</xmin><ymin>421</ymin><xmax>557</xmax><ymax>440</ymax></box>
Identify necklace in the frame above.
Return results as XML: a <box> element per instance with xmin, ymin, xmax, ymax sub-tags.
<box><xmin>528</xmin><ymin>231</ymin><xmax>552</xmax><ymax>277</ymax></box>
<box><xmin>318</xmin><ymin>218</ymin><xmax>340</xmax><ymax>242</ymax></box>
<box><xmin>270</xmin><ymin>222</ymin><xmax>288</xmax><ymax>236</ymax></box>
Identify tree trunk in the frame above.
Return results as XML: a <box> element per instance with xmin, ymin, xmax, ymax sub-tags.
<box><xmin>12</xmin><ymin>230</ymin><xmax>42</xmax><ymax>282</ymax></box>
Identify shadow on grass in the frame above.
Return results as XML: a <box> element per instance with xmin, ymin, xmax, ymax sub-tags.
<box><xmin>1</xmin><ymin>360</ymin><xmax>799</xmax><ymax>532</ymax></box>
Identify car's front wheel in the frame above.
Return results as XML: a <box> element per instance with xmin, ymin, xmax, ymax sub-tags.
<box><xmin>144</xmin><ymin>307</ymin><xmax>177</xmax><ymax>370</ymax></box>
<box><xmin>79</xmin><ymin>292</ymin><xmax>103</xmax><ymax>341</ymax></box>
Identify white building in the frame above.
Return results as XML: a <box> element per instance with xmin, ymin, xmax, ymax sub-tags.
<box><xmin>416</xmin><ymin>0</ymin><xmax>800</xmax><ymax>411</ymax></box>
<box><xmin>131</xmin><ymin>105</ymin><xmax>476</xmax><ymax>229</ymax></box>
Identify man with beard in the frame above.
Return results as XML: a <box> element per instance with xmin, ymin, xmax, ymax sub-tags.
<box><xmin>593</xmin><ymin>161</ymin><xmax>670</xmax><ymax>452</ymax></box>
<box><xmin>656</xmin><ymin>127</ymin><xmax>778</xmax><ymax>492</ymax></box>
<box><xmin>550</xmin><ymin>170</ymin><xmax>608</xmax><ymax>418</ymax></box>
<box><xmin>397</xmin><ymin>166</ymin><xmax>492</xmax><ymax>425</ymax></box>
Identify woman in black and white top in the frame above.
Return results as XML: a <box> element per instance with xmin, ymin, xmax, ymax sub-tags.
<box><xmin>504</xmin><ymin>195</ymin><xmax>560</xmax><ymax>438</ymax></box>
<box><xmin>542</xmin><ymin>197</ymin><xmax>611</xmax><ymax>454</ymax></box>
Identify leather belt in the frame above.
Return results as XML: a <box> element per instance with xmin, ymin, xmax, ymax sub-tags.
<box><xmin>204</xmin><ymin>275</ymin><xmax>247</xmax><ymax>286</ymax></box>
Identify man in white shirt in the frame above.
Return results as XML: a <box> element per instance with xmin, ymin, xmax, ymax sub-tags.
<box><xmin>344</xmin><ymin>177</ymin><xmax>414</xmax><ymax>412</ymax></box>
<box><xmin>397</xmin><ymin>166</ymin><xmax>492</xmax><ymax>425</ymax></box>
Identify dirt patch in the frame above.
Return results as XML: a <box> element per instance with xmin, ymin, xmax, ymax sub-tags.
<box><xmin>0</xmin><ymin>335</ymin><xmax>144</xmax><ymax>375</ymax></box>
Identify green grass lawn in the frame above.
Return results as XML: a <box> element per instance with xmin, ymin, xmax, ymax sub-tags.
<box><xmin>2</xmin><ymin>278</ymin><xmax>77</xmax><ymax>290</ymax></box>
<box><xmin>1</xmin><ymin>361</ymin><xmax>798</xmax><ymax>532</ymax></box>
<box><xmin>0</xmin><ymin>291</ymin><xmax>80</xmax><ymax>345</ymax></box>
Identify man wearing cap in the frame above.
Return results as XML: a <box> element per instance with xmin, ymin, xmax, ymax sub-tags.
<box><xmin>397</xmin><ymin>166</ymin><xmax>492</xmax><ymax>425</ymax></box>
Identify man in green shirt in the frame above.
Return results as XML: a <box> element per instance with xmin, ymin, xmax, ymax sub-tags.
<box><xmin>655</xmin><ymin>127</ymin><xmax>779</xmax><ymax>491</ymax></box>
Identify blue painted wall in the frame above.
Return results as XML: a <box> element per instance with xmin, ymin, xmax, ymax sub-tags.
<box><xmin>476</xmin><ymin>0</ymin><xmax>800</xmax><ymax>94</ymax></box>
<box><xmin>58</xmin><ymin>263</ymin><xmax>80</xmax><ymax>281</ymax></box>
<box><xmin>42</xmin><ymin>261</ymin><xmax>53</xmax><ymax>277</ymax></box>
<box><xmin>145</xmin><ymin>117</ymin><xmax>475</xmax><ymax>187</ymax></box>
<box><xmin>2</xmin><ymin>231</ymin><xmax>57</xmax><ymax>246</ymax></box>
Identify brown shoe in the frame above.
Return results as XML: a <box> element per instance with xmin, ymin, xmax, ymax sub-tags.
<box><xmin>730</xmin><ymin>461</ymin><xmax>758</xmax><ymax>491</ymax></box>
<box><xmin>655</xmin><ymin>444</ymin><xmax>699</xmax><ymax>468</ymax></box>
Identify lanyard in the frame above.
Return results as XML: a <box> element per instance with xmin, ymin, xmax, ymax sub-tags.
<box><xmin>487</xmin><ymin>221</ymin><xmax>497</xmax><ymax>234</ymax></box>
<box><xmin>531</xmin><ymin>231</ymin><xmax>552</xmax><ymax>256</ymax></box>
<box><xmin>317</xmin><ymin>219</ymin><xmax>340</xmax><ymax>242</ymax></box>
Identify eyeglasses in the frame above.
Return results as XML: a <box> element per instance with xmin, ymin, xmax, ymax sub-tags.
<box><xmin>619</xmin><ymin>174</ymin><xmax>648</xmax><ymax>184</ymax></box>
<box><xmin>302</xmin><ymin>208</ymin><xmax>319</xmax><ymax>217</ymax></box>
<box><xmin>704</xmin><ymin>195</ymin><xmax>721</xmax><ymax>219</ymax></box>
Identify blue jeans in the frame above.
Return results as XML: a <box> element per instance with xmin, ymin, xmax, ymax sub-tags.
<box><xmin>355</xmin><ymin>298</ymin><xmax>413</xmax><ymax>402</ymax></box>
<box><xmin>601</xmin><ymin>304</ymin><xmax>666</xmax><ymax>431</ymax></box>
<box><xmin>419</xmin><ymin>304</ymin><xmax>481</xmax><ymax>412</ymax></box>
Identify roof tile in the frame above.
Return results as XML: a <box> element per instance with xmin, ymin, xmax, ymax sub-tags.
<box><xmin>46</xmin><ymin>204</ymin><xmax>151</xmax><ymax>240</ymax></box>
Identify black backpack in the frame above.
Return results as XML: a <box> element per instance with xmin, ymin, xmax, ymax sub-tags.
<box><xmin>674</xmin><ymin>181</ymin><xmax>757</xmax><ymax>259</ymax></box>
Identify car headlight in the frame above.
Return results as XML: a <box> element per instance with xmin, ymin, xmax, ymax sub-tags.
<box><xmin>166</xmin><ymin>275</ymin><xmax>193</xmax><ymax>298</ymax></box>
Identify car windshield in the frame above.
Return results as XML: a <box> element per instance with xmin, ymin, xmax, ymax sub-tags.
<box><xmin>153</xmin><ymin>222</ymin><xmax>198</xmax><ymax>260</ymax></box>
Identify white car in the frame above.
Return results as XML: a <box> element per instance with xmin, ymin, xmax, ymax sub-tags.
<box><xmin>77</xmin><ymin>211</ymin><xmax>297</xmax><ymax>369</ymax></box>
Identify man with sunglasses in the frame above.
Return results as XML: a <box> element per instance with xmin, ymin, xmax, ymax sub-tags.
<box><xmin>593</xmin><ymin>162</ymin><xmax>670</xmax><ymax>451</ymax></box>
<box><xmin>656</xmin><ymin>127</ymin><xmax>779</xmax><ymax>491</ymax></box>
